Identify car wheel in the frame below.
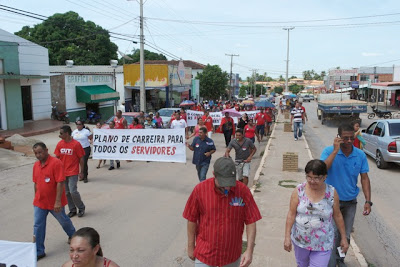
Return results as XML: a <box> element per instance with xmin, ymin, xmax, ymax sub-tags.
<box><xmin>368</xmin><ymin>113</ymin><xmax>375</xmax><ymax>119</ymax></box>
<box><xmin>376</xmin><ymin>150</ymin><xmax>388</xmax><ymax>169</ymax></box>
<box><xmin>384</xmin><ymin>113</ymin><xmax>392</xmax><ymax>119</ymax></box>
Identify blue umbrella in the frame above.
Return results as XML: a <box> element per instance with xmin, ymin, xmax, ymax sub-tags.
<box><xmin>255</xmin><ymin>100</ymin><xmax>275</xmax><ymax>108</ymax></box>
<box><xmin>285</xmin><ymin>94</ymin><xmax>297</xmax><ymax>99</ymax></box>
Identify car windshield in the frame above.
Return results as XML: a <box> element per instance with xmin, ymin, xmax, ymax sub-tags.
<box><xmin>158</xmin><ymin>109</ymin><xmax>175</xmax><ymax>117</ymax></box>
<box><xmin>388</xmin><ymin>122</ymin><xmax>400</xmax><ymax>136</ymax></box>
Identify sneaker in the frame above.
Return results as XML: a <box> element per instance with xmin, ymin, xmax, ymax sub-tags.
<box><xmin>108</xmin><ymin>166</ymin><xmax>115</xmax><ymax>170</ymax></box>
<box><xmin>294</xmin><ymin>138</ymin><xmax>298</xmax><ymax>141</ymax></box>
<box><xmin>37</xmin><ymin>253</ymin><xmax>46</xmax><ymax>261</ymax></box>
<box><xmin>68</xmin><ymin>211</ymin><xmax>77</xmax><ymax>218</ymax></box>
<box><xmin>117</xmin><ymin>162</ymin><xmax>120</xmax><ymax>168</ymax></box>
<box><xmin>83</xmin><ymin>178</ymin><xmax>88</xmax><ymax>183</ymax></box>
<box><xmin>78</xmin><ymin>210</ymin><xmax>85</xmax><ymax>217</ymax></box>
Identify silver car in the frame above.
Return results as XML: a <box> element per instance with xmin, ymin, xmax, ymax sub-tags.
<box><xmin>362</xmin><ymin>119</ymin><xmax>400</xmax><ymax>168</ymax></box>
<box><xmin>157</xmin><ymin>108</ymin><xmax>180</xmax><ymax>127</ymax></box>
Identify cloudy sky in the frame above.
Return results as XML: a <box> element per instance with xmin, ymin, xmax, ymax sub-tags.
<box><xmin>1</xmin><ymin>0</ymin><xmax>400</xmax><ymax>79</ymax></box>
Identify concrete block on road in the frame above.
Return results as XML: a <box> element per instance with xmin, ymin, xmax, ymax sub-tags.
<box><xmin>283</xmin><ymin>123</ymin><xmax>292</xmax><ymax>132</ymax></box>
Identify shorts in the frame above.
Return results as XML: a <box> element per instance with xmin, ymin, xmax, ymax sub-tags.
<box><xmin>265</xmin><ymin>122</ymin><xmax>272</xmax><ymax>126</ymax></box>
<box><xmin>256</xmin><ymin>125</ymin><xmax>264</xmax><ymax>135</ymax></box>
<box><xmin>235</xmin><ymin>162</ymin><xmax>250</xmax><ymax>180</ymax></box>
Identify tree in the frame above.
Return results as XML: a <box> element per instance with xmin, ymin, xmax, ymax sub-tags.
<box><xmin>289</xmin><ymin>84</ymin><xmax>304</xmax><ymax>94</ymax></box>
<box><xmin>274</xmin><ymin>86</ymin><xmax>284</xmax><ymax>94</ymax></box>
<box><xmin>15</xmin><ymin>11</ymin><xmax>118</xmax><ymax>65</ymax></box>
<box><xmin>255</xmin><ymin>84</ymin><xmax>266</xmax><ymax>97</ymax></box>
<box><xmin>278</xmin><ymin>75</ymin><xmax>285</xmax><ymax>82</ymax></box>
<box><xmin>118</xmin><ymin>49</ymin><xmax>167</xmax><ymax>64</ymax></box>
<box><xmin>239</xmin><ymin>85</ymin><xmax>248</xmax><ymax>98</ymax></box>
<box><xmin>320</xmin><ymin>71</ymin><xmax>326</xmax><ymax>80</ymax></box>
<box><xmin>196</xmin><ymin>64</ymin><xmax>229</xmax><ymax>99</ymax></box>
<box><xmin>290</xmin><ymin>76</ymin><xmax>298</xmax><ymax>79</ymax></box>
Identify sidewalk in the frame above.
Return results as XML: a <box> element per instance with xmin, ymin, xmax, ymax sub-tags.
<box><xmin>250</xmin><ymin>111</ymin><xmax>365</xmax><ymax>267</ymax></box>
<box><xmin>0</xmin><ymin>119</ymin><xmax>64</xmax><ymax>138</ymax></box>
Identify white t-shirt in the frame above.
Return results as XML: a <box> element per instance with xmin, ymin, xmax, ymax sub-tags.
<box><xmin>72</xmin><ymin>128</ymin><xmax>92</xmax><ymax>148</ymax></box>
<box><xmin>170</xmin><ymin>119</ymin><xmax>187</xmax><ymax>129</ymax></box>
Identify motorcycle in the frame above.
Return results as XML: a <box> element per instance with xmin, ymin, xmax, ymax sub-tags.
<box><xmin>51</xmin><ymin>102</ymin><xmax>70</xmax><ymax>124</ymax></box>
<box><xmin>368</xmin><ymin>105</ymin><xmax>392</xmax><ymax>119</ymax></box>
<box><xmin>86</xmin><ymin>110</ymin><xmax>101</xmax><ymax>124</ymax></box>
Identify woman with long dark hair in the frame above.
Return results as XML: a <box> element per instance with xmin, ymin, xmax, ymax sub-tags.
<box><xmin>62</xmin><ymin>227</ymin><xmax>119</xmax><ymax>267</ymax></box>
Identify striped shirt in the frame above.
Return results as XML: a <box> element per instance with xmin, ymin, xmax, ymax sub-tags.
<box><xmin>183</xmin><ymin>178</ymin><xmax>262</xmax><ymax>266</ymax></box>
<box><xmin>291</xmin><ymin>107</ymin><xmax>304</xmax><ymax>123</ymax></box>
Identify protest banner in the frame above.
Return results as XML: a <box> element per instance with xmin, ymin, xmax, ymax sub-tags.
<box><xmin>0</xmin><ymin>240</ymin><xmax>37</xmax><ymax>267</ymax></box>
<box><xmin>186</xmin><ymin>110</ymin><xmax>204</xmax><ymax>126</ymax></box>
<box><xmin>92</xmin><ymin>128</ymin><xmax>186</xmax><ymax>163</ymax></box>
<box><xmin>210</xmin><ymin>112</ymin><xmax>223</xmax><ymax>126</ymax></box>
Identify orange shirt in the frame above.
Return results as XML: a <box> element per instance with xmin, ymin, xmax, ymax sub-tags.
<box><xmin>33</xmin><ymin>155</ymin><xmax>68</xmax><ymax>210</ymax></box>
<box><xmin>54</xmin><ymin>139</ymin><xmax>85</xmax><ymax>176</ymax></box>
<box><xmin>202</xmin><ymin>115</ymin><xmax>213</xmax><ymax>132</ymax></box>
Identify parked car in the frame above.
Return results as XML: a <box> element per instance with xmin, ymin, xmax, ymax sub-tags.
<box><xmin>362</xmin><ymin>119</ymin><xmax>400</xmax><ymax>168</ymax></box>
<box><xmin>157</xmin><ymin>108</ymin><xmax>180</xmax><ymax>127</ymax></box>
<box><xmin>101</xmin><ymin>112</ymin><xmax>142</xmax><ymax>129</ymax></box>
<box><xmin>302</xmin><ymin>95</ymin><xmax>311</xmax><ymax>102</ymax></box>
<box><xmin>309</xmin><ymin>94</ymin><xmax>315</xmax><ymax>101</ymax></box>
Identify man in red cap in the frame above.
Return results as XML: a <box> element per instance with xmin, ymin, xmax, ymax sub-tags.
<box><xmin>183</xmin><ymin>157</ymin><xmax>262</xmax><ymax>267</ymax></box>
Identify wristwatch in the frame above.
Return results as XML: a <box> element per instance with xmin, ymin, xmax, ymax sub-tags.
<box><xmin>365</xmin><ymin>201</ymin><xmax>373</xmax><ymax>206</ymax></box>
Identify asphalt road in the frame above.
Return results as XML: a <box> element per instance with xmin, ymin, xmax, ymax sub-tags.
<box><xmin>302</xmin><ymin>100</ymin><xmax>400</xmax><ymax>267</ymax></box>
<box><xmin>0</xmin><ymin>127</ymin><xmax>268</xmax><ymax>267</ymax></box>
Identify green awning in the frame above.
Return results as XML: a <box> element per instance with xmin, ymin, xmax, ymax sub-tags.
<box><xmin>76</xmin><ymin>85</ymin><xmax>120</xmax><ymax>103</ymax></box>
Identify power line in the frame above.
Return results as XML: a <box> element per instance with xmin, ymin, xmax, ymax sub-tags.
<box><xmin>0</xmin><ymin>4</ymin><xmax>48</xmax><ymax>19</ymax></box>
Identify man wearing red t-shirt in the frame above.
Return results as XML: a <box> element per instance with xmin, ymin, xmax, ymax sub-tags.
<box><xmin>55</xmin><ymin>125</ymin><xmax>86</xmax><ymax>218</ymax></box>
<box><xmin>32</xmin><ymin>142</ymin><xmax>76</xmax><ymax>260</ymax></box>
<box><xmin>254</xmin><ymin>108</ymin><xmax>266</xmax><ymax>143</ymax></box>
<box><xmin>264</xmin><ymin>108</ymin><xmax>273</xmax><ymax>136</ymax></box>
<box><xmin>183</xmin><ymin>157</ymin><xmax>261</xmax><ymax>267</ymax></box>
<box><xmin>113</xmin><ymin>110</ymin><xmax>127</xmax><ymax>129</ymax></box>
<box><xmin>201</xmin><ymin>109</ymin><xmax>214</xmax><ymax>139</ymax></box>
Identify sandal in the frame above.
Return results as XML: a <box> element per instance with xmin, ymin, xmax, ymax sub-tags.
<box><xmin>96</xmin><ymin>166</ymin><xmax>100</xmax><ymax>169</ymax></box>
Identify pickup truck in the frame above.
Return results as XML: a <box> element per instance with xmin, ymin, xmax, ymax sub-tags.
<box><xmin>317</xmin><ymin>94</ymin><xmax>367</xmax><ymax>125</ymax></box>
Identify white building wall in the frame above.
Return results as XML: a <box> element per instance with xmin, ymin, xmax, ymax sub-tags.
<box><xmin>393</xmin><ymin>66</ymin><xmax>400</xmax><ymax>81</ymax></box>
<box><xmin>21</xmin><ymin>78</ymin><xmax>52</xmax><ymax>120</ymax></box>
<box><xmin>192</xmin><ymin>69</ymin><xmax>203</xmax><ymax>79</ymax></box>
<box><xmin>64</xmin><ymin>75</ymin><xmax>115</xmax><ymax>113</ymax></box>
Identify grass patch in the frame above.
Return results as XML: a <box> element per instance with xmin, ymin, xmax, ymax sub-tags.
<box><xmin>367</xmin><ymin>262</ymin><xmax>376</xmax><ymax>267</ymax></box>
<box><xmin>254</xmin><ymin>181</ymin><xmax>262</xmax><ymax>193</ymax></box>
<box><xmin>278</xmin><ymin>180</ymin><xmax>297</xmax><ymax>188</ymax></box>
<box><xmin>260</xmin><ymin>151</ymin><xmax>264</xmax><ymax>157</ymax></box>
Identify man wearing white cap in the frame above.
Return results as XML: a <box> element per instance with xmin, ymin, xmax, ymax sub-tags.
<box><xmin>183</xmin><ymin>157</ymin><xmax>262</xmax><ymax>267</ymax></box>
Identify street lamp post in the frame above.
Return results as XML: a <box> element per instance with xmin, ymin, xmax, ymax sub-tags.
<box><xmin>110</xmin><ymin>60</ymin><xmax>118</xmax><ymax>114</ymax></box>
<box><xmin>283</xmin><ymin>27</ymin><xmax>295</xmax><ymax>92</ymax></box>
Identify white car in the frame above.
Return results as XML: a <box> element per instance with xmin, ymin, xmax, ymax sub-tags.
<box><xmin>157</xmin><ymin>108</ymin><xmax>180</xmax><ymax>127</ymax></box>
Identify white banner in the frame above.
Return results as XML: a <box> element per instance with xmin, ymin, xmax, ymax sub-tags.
<box><xmin>0</xmin><ymin>240</ymin><xmax>37</xmax><ymax>267</ymax></box>
<box><xmin>92</xmin><ymin>128</ymin><xmax>186</xmax><ymax>163</ymax></box>
<box><xmin>186</xmin><ymin>110</ymin><xmax>204</xmax><ymax>126</ymax></box>
<box><xmin>210</xmin><ymin>112</ymin><xmax>223</xmax><ymax>126</ymax></box>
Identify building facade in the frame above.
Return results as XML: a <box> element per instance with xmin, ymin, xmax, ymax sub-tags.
<box><xmin>50</xmin><ymin>64</ymin><xmax>121</xmax><ymax>122</ymax></box>
<box><xmin>0</xmin><ymin>29</ymin><xmax>52</xmax><ymax>130</ymax></box>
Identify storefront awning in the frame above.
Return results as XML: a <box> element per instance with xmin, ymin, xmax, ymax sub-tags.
<box><xmin>0</xmin><ymin>74</ymin><xmax>49</xmax><ymax>79</ymax></box>
<box><xmin>76</xmin><ymin>85</ymin><xmax>120</xmax><ymax>103</ymax></box>
<box><xmin>371</xmin><ymin>82</ymin><xmax>400</xmax><ymax>91</ymax></box>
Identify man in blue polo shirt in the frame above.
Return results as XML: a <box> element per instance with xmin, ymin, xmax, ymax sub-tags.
<box><xmin>187</xmin><ymin>127</ymin><xmax>216</xmax><ymax>182</ymax></box>
<box><xmin>321</xmin><ymin>123</ymin><xmax>372</xmax><ymax>267</ymax></box>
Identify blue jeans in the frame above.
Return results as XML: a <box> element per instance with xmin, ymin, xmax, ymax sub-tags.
<box><xmin>293</xmin><ymin>121</ymin><xmax>303</xmax><ymax>139</ymax></box>
<box><xmin>33</xmin><ymin>206</ymin><xmax>75</xmax><ymax>256</ymax></box>
<box><xmin>65</xmin><ymin>175</ymin><xmax>85</xmax><ymax>213</ymax></box>
<box><xmin>328</xmin><ymin>199</ymin><xmax>357</xmax><ymax>267</ymax></box>
<box><xmin>196</xmin><ymin>163</ymin><xmax>210</xmax><ymax>182</ymax></box>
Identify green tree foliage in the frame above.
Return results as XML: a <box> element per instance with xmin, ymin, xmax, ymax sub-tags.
<box><xmin>15</xmin><ymin>11</ymin><xmax>118</xmax><ymax>65</ymax></box>
<box><xmin>290</xmin><ymin>76</ymin><xmax>298</xmax><ymax>79</ymax></box>
<box><xmin>239</xmin><ymin>85</ymin><xmax>248</xmax><ymax>98</ymax></box>
<box><xmin>289</xmin><ymin>84</ymin><xmax>304</xmax><ymax>94</ymax></box>
<box><xmin>196</xmin><ymin>64</ymin><xmax>229</xmax><ymax>99</ymax></box>
<box><xmin>274</xmin><ymin>86</ymin><xmax>284</xmax><ymax>94</ymax></box>
<box><xmin>278</xmin><ymin>75</ymin><xmax>285</xmax><ymax>82</ymax></box>
<box><xmin>255</xmin><ymin>84</ymin><xmax>266</xmax><ymax>97</ymax></box>
<box><xmin>118</xmin><ymin>49</ymin><xmax>167</xmax><ymax>64</ymax></box>
<box><xmin>302</xmin><ymin>70</ymin><xmax>326</xmax><ymax>81</ymax></box>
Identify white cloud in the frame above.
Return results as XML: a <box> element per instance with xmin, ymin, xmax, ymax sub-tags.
<box><xmin>362</xmin><ymin>52</ymin><xmax>384</xmax><ymax>57</ymax></box>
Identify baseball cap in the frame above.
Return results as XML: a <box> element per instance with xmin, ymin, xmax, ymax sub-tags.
<box><xmin>149</xmin><ymin>112</ymin><xmax>154</xmax><ymax>115</ymax></box>
<box><xmin>214</xmin><ymin>157</ymin><xmax>236</xmax><ymax>187</ymax></box>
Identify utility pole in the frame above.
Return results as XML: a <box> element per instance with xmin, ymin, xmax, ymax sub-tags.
<box><xmin>250</xmin><ymin>69</ymin><xmax>258</xmax><ymax>97</ymax></box>
<box><xmin>139</xmin><ymin>0</ymin><xmax>146</xmax><ymax>112</ymax></box>
<box><xmin>283</xmin><ymin>27</ymin><xmax>295</xmax><ymax>92</ymax></box>
<box><xmin>226</xmin><ymin>54</ymin><xmax>239</xmax><ymax>100</ymax></box>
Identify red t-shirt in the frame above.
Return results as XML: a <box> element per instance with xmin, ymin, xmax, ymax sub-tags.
<box><xmin>183</xmin><ymin>178</ymin><xmax>262</xmax><ymax>266</ymax></box>
<box><xmin>255</xmin><ymin>112</ymin><xmax>266</xmax><ymax>126</ymax></box>
<box><xmin>128</xmin><ymin>124</ymin><xmax>144</xmax><ymax>129</ymax></box>
<box><xmin>264</xmin><ymin>112</ymin><xmax>272</xmax><ymax>123</ymax></box>
<box><xmin>113</xmin><ymin>116</ymin><xmax>126</xmax><ymax>129</ymax></box>
<box><xmin>244</xmin><ymin>125</ymin><xmax>256</xmax><ymax>139</ymax></box>
<box><xmin>301</xmin><ymin>106</ymin><xmax>306</xmax><ymax>118</ymax></box>
<box><xmin>201</xmin><ymin>115</ymin><xmax>213</xmax><ymax>132</ymax></box>
<box><xmin>54</xmin><ymin>139</ymin><xmax>85</xmax><ymax>176</ymax></box>
<box><xmin>33</xmin><ymin>155</ymin><xmax>68</xmax><ymax>210</ymax></box>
